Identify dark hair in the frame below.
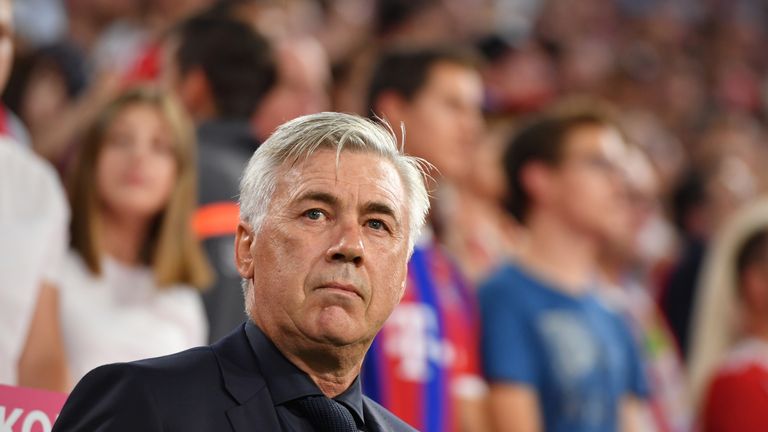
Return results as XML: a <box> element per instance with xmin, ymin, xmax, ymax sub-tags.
<box><xmin>4</xmin><ymin>42</ymin><xmax>87</xmax><ymax>114</ymax></box>
<box><xmin>172</xmin><ymin>13</ymin><xmax>276</xmax><ymax>119</ymax></box>
<box><xmin>502</xmin><ymin>105</ymin><xmax>613</xmax><ymax>224</ymax></box>
<box><xmin>374</xmin><ymin>0</ymin><xmax>438</xmax><ymax>36</ymax></box>
<box><xmin>670</xmin><ymin>170</ymin><xmax>709</xmax><ymax>234</ymax></box>
<box><xmin>367</xmin><ymin>46</ymin><xmax>479</xmax><ymax>116</ymax></box>
<box><xmin>736</xmin><ymin>229</ymin><xmax>768</xmax><ymax>294</ymax></box>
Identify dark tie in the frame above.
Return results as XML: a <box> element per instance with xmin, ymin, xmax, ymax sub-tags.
<box><xmin>294</xmin><ymin>395</ymin><xmax>358</xmax><ymax>432</ymax></box>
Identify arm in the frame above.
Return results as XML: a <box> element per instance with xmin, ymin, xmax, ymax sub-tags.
<box><xmin>52</xmin><ymin>363</ymin><xmax>164</xmax><ymax>432</ymax></box>
<box><xmin>454</xmin><ymin>379</ymin><xmax>491</xmax><ymax>432</ymax></box>
<box><xmin>619</xmin><ymin>396</ymin><xmax>647</xmax><ymax>432</ymax></box>
<box><xmin>17</xmin><ymin>281</ymin><xmax>69</xmax><ymax>391</ymax></box>
<box><xmin>478</xmin><ymin>277</ymin><xmax>540</xmax><ymax>432</ymax></box>
<box><xmin>488</xmin><ymin>383</ymin><xmax>542</xmax><ymax>432</ymax></box>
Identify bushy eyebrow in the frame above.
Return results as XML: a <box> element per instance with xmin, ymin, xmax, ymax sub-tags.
<box><xmin>296</xmin><ymin>191</ymin><xmax>339</xmax><ymax>207</ymax></box>
<box><xmin>363</xmin><ymin>202</ymin><xmax>399</xmax><ymax>223</ymax></box>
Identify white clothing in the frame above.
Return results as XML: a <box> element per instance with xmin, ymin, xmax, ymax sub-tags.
<box><xmin>0</xmin><ymin>140</ymin><xmax>69</xmax><ymax>384</ymax></box>
<box><xmin>59</xmin><ymin>251</ymin><xmax>207</xmax><ymax>386</ymax></box>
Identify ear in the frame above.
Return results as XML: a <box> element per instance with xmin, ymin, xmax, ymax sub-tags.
<box><xmin>520</xmin><ymin>161</ymin><xmax>556</xmax><ymax>208</ymax></box>
<box><xmin>373</xmin><ymin>91</ymin><xmax>407</xmax><ymax>125</ymax></box>
<box><xmin>397</xmin><ymin>266</ymin><xmax>408</xmax><ymax>302</ymax></box>
<box><xmin>234</xmin><ymin>221</ymin><xmax>256</xmax><ymax>279</ymax></box>
<box><xmin>178</xmin><ymin>67</ymin><xmax>213</xmax><ymax>117</ymax></box>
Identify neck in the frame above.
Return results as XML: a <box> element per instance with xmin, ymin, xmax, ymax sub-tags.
<box><xmin>598</xmin><ymin>248</ymin><xmax>627</xmax><ymax>287</ymax></box>
<box><xmin>519</xmin><ymin>211</ymin><xmax>598</xmax><ymax>294</ymax></box>
<box><xmin>272</xmin><ymin>336</ymin><xmax>365</xmax><ymax>397</ymax></box>
<box><xmin>254</xmin><ymin>314</ymin><xmax>368</xmax><ymax>398</ymax></box>
<box><xmin>99</xmin><ymin>210</ymin><xmax>150</xmax><ymax>265</ymax></box>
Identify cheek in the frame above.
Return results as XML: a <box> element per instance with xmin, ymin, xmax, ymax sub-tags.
<box><xmin>149</xmin><ymin>155</ymin><xmax>178</xmax><ymax>198</ymax></box>
<box><xmin>95</xmin><ymin>151</ymin><xmax>122</xmax><ymax>195</ymax></box>
<box><xmin>369</xmin><ymin>250</ymin><xmax>408</xmax><ymax>310</ymax></box>
<box><xmin>252</xmin><ymin>228</ymin><xmax>312</xmax><ymax>302</ymax></box>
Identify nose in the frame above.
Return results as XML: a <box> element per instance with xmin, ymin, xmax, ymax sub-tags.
<box><xmin>325</xmin><ymin>219</ymin><xmax>365</xmax><ymax>267</ymax></box>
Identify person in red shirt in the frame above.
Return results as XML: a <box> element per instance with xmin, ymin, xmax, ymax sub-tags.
<box><xmin>691</xmin><ymin>199</ymin><xmax>768</xmax><ymax>431</ymax></box>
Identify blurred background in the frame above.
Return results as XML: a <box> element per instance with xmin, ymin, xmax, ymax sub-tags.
<box><xmin>3</xmin><ymin>0</ymin><xmax>768</xmax><ymax>431</ymax></box>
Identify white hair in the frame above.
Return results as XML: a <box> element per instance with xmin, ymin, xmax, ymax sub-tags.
<box><xmin>239</xmin><ymin>111</ymin><xmax>431</xmax><ymax>254</ymax></box>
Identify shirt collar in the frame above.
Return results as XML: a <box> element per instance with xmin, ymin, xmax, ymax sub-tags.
<box><xmin>244</xmin><ymin>321</ymin><xmax>365</xmax><ymax>423</ymax></box>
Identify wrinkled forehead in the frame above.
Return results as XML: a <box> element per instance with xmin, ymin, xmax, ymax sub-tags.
<box><xmin>277</xmin><ymin>148</ymin><xmax>407</xmax><ymax>203</ymax></box>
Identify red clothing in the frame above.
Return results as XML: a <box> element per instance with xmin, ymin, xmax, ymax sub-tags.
<box><xmin>702</xmin><ymin>339</ymin><xmax>768</xmax><ymax>432</ymax></box>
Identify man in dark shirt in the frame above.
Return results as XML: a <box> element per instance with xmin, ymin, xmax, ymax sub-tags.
<box><xmin>52</xmin><ymin>112</ymin><xmax>427</xmax><ymax>431</ymax></box>
<box><xmin>162</xmin><ymin>10</ymin><xmax>277</xmax><ymax>342</ymax></box>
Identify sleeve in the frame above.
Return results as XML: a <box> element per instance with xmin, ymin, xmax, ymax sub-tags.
<box><xmin>52</xmin><ymin>364</ymin><xmax>164</xmax><ymax>432</ymax></box>
<box><xmin>478</xmin><ymin>275</ymin><xmax>538</xmax><ymax>386</ymax></box>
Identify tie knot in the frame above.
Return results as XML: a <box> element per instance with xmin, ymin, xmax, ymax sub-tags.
<box><xmin>293</xmin><ymin>395</ymin><xmax>358</xmax><ymax>432</ymax></box>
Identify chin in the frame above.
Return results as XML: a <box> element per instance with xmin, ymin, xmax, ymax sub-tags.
<box><xmin>310</xmin><ymin>309</ymin><xmax>367</xmax><ymax>346</ymax></box>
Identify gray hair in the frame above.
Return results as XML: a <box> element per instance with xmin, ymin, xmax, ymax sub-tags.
<box><xmin>239</xmin><ymin>111</ymin><xmax>431</xmax><ymax>254</ymax></box>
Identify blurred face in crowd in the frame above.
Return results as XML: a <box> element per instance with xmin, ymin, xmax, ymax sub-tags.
<box><xmin>252</xmin><ymin>38</ymin><xmax>330</xmax><ymax>140</ymax></box>
<box><xmin>601</xmin><ymin>146</ymin><xmax>661</xmax><ymax>260</ymax></box>
<box><xmin>96</xmin><ymin>103</ymin><xmax>178</xmax><ymax>222</ymax></box>
<box><xmin>236</xmin><ymin>149</ymin><xmax>410</xmax><ymax>351</ymax></box>
<box><xmin>548</xmin><ymin>124</ymin><xmax>629</xmax><ymax>242</ymax></box>
<box><xmin>0</xmin><ymin>0</ymin><xmax>13</xmax><ymax>93</ymax></box>
<box><xmin>399</xmin><ymin>61</ymin><xmax>484</xmax><ymax>183</ymax></box>
<box><xmin>21</xmin><ymin>63</ymin><xmax>70</xmax><ymax>135</ymax></box>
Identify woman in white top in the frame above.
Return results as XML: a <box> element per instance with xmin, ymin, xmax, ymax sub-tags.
<box><xmin>55</xmin><ymin>88</ymin><xmax>212</xmax><ymax>387</ymax></box>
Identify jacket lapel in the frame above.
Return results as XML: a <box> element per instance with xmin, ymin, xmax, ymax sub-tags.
<box><xmin>212</xmin><ymin>324</ymin><xmax>283</xmax><ymax>432</ymax></box>
<box><xmin>225</xmin><ymin>386</ymin><xmax>282</xmax><ymax>432</ymax></box>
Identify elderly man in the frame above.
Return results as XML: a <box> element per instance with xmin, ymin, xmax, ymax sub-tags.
<box><xmin>52</xmin><ymin>112</ymin><xmax>429</xmax><ymax>432</ymax></box>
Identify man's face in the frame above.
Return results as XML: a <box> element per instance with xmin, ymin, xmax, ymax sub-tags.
<box><xmin>252</xmin><ymin>38</ymin><xmax>330</xmax><ymax>140</ymax></box>
<box><xmin>400</xmin><ymin>61</ymin><xmax>483</xmax><ymax>183</ymax></box>
<box><xmin>0</xmin><ymin>0</ymin><xmax>13</xmax><ymax>93</ymax></box>
<box><xmin>549</xmin><ymin>124</ymin><xmax>629</xmax><ymax>242</ymax></box>
<box><xmin>237</xmin><ymin>149</ymin><xmax>410</xmax><ymax>349</ymax></box>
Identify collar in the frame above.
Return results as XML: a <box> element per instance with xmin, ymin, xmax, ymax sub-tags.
<box><xmin>244</xmin><ymin>321</ymin><xmax>365</xmax><ymax>424</ymax></box>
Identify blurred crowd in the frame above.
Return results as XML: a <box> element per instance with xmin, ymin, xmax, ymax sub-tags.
<box><xmin>3</xmin><ymin>0</ymin><xmax>768</xmax><ymax>431</ymax></box>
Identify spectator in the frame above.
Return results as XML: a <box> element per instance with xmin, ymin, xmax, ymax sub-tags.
<box><xmin>52</xmin><ymin>87</ymin><xmax>211</xmax><ymax>386</ymax></box>
<box><xmin>479</xmin><ymin>102</ymin><xmax>649</xmax><ymax>432</ymax></box>
<box><xmin>251</xmin><ymin>36</ymin><xmax>331</xmax><ymax>142</ymax></box>
<box><xmin>162</xmin><ymin>11</ymin><xmax>276</xmax><ymax>342</ymax></box>
<box><xmin>661</xmin><ymin>130</ymin><xmax>760</xmax><ymax>360</ymax></box>
<box><xmin>0</xmin><ymin>0</ymin><xmax>69</xmax><ymax>392</ymax></box>
<box><xmin>362</xmin><ymin>46</ymin><xmax>489</xmax><ymax>432</ymax></box>
<box><xmin>598</xmin><ymin>145</ymin><xmax>692</xmax><ymax>432</ymax></box>
<box><xmin>689</xmin><ymin>198</ymin><xmax>768</xmax><ymax>431</ymax></box>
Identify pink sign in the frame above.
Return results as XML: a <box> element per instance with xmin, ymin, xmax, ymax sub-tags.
<box><xmin>0</xmin><ymin>385</ymin><xmax>67</xmax><ymax>432</ymax></box>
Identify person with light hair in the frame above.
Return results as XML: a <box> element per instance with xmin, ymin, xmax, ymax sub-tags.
<box><xmin>46</xmin><ymin>88</ymin><xmax>213</xmax><ymax>389</ymax></box>
<box><xmin>688</xmin><ymin>198</ymin><xmax>768</xmax><ymax>431</ymax></box>
<box><xmin>53</xmin><ymin>112</ymin><xmax>429</xmax><ymax>432</ymax></box>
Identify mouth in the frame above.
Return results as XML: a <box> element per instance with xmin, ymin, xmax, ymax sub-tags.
<box><xmin>315</xmin><ymin>282</ymin><xmax>363</xmax><ymax>300</ymax></box>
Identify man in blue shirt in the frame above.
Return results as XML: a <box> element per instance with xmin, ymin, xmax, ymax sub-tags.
<box><xmin>479</xmin><ymin>102</ymin><xmax>649</xmax><ymax>432</ymax></box>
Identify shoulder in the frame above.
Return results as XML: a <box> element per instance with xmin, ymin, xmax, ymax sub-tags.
<box><xmin>54</xmin><ymin>347</ymin><xmax>222</xmax><ymax>431</ymax></box>
<box><xmin>0</xmin><ymin>141</ymin><xmax>67</xmax><ymax>222</ymax></box>
<box><xmin>363</xmin><ymin>396</ymin><xmax>419</xmax><ymax>432</ymax></box>
<box><xmin>80</xmin><ymin>345</ymin><xmax>219</xmax><ymax>392</ymax></box>
<box><xmin>478</xmin><ymin>262</ymin><xmax>534</xmax><ymax>310</ymax></box>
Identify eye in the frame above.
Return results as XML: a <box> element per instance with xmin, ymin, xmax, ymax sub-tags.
<box><xmin>366</xmin><ymin>219</ymin><xmax>387</xmax><ymax>231</ymax></box>
<box><xmin>305</xmin><ymin>209</ymin><xmax>325</xmax><ymax>220</ymax></box>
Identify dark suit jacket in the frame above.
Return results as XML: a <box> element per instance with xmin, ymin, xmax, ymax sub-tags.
<box><xmin>52</xmin><ymin>324</ymin><xmax>416</xmax><ymax>432</ymax></box>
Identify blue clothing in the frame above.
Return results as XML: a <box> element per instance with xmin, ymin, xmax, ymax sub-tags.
<box><xmin>479</xmin><ymin>261</ymin><xmax>649</xmax><ymax>432</ymax></box>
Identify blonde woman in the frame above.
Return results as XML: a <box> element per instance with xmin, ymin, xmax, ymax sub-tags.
<box><xmin>688</xmin><ymin>197</ymin><xmax>768</xmax><ymax>430</ymax></box>
<box><xmin>53</xmin><ymin>88</ymin><xmax>211</xmax><ymax>387</ymax></box>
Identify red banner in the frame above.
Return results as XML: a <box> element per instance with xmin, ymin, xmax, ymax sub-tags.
<box><xmin>0</xmin><ymin>385</ymin><xmax>67</xmax><ymax>432</ymax></box>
